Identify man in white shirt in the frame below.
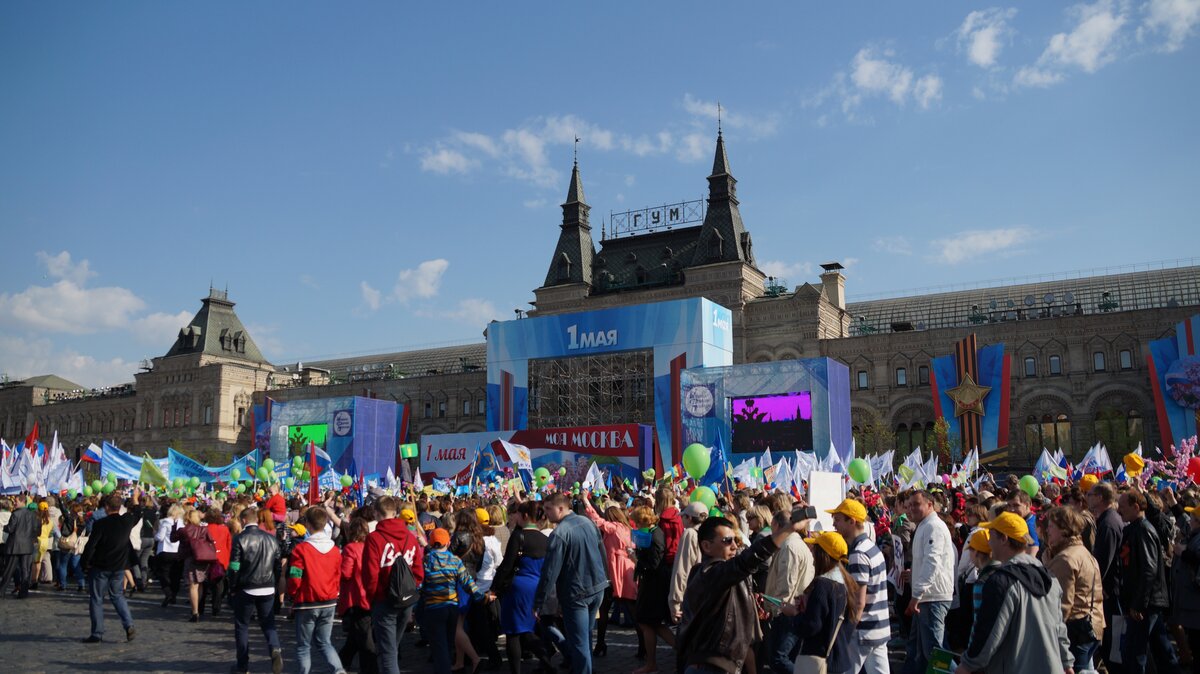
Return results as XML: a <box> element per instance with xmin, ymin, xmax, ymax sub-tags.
<box><xmin>901</xmin><ymin>489</ymin><xmax>956</xmax><ymax>674</ymax></box>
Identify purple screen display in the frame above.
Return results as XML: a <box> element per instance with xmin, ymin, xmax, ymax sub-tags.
<box><xmin>730</xmin><ymin>392</ymin><xmax>812</xmax><ymax>421</ymax></box>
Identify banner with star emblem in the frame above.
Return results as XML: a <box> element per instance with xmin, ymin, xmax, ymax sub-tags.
<box><xmin>930</xmin><ymin>334</ymin><xmax>1011</xmax><ymax>462</ymax></box>
<box><xmin>1147</xmin><ymin>313</ymin><xmax>1200</xmax><ymax>451</ymax></box>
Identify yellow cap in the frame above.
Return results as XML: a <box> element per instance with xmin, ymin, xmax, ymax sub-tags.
<box><xmin>1079</xmin><ymin>474</ymin><xmax>1099</xmax><ymax>493</ymax></box>
<box><xmin>979</xmin><ymin>511</ymin><xmax>1031</xmax><ymax>544</ymax></box>
<box><xmin>968</xmin><ymin>528</ymin><xmax>992</xmax><ymax>554</ymax></box>
<box><xmin>804</xmin><ymin>531</ymin><xmax>849</xmax><ymax>561</ymax></box>
<box><xmin>38</xmin><ymin>501</ymin><xmax>49</xmax><ymax>511</ymax></box>
<box><xmin>825</xmin><ymin>498</ymin><xmax>867</xmax><ymax>523</ymax></box>
<box><xmin>400</xmin><ymin>509</ymin><xmax>417</xmax><ymax>523</ymax></box>
<box><xmin>1186</xmin><ymin>506</ymin><xmax>1199</xmax><ymax>515</ymax></box>
<box><xmin>1124</xmin><ymin>453</ymin><xmax>1145</xmax><ymax>476</ymax></box>
<box><xmin>475</xmin><ymin>507</ymin><xmax>490</xmax><ymax>525</ymax></box>
<box><xmin>289</xmin><ymin>523</ymin><xmax>307</xmax><ymax>537</ymax></box>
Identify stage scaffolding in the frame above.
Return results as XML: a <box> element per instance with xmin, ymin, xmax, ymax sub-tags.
<box><xmin>528</xmin><ymin>349</ymin><xmax>654</xmax><ymax>429</ymax></box>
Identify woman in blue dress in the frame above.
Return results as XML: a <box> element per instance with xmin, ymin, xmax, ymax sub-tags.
<box><xmin>488</xmin><ymin>501</ymin><xmax>554</xmax><ymax>674</ymax></box>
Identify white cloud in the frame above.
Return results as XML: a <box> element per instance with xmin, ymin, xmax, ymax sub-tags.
<box><xmin>913</xmin><ymin>75</ymin><xmax>944</xmax><ymax>109</ymax></box>
<box><xmin>419</xmin><ymin>147</ymin><xmax>478</xmax><ymax>175</ymax></box>
<box><xmin>360</xmin><ymin>281</ymin><xmax>382</xmax><ymax>311</ymax></box>
<box><xmin>0</xmin><ymin>279</ymin><xmax>146</xmax><ymax>334</ymax></box>
<box><xmin>444</xmin><ymin>298</ymin><xmax>502</xmax><ymax>325</ymax></box>
<box><xmin>676</xmin><ymin>133</ymin><xmax>708</xmax><ymax>162</ymax></box>
<box><xmin>452</xmin><ymin>131</ymin><xmax>502</xmax><ymax>158</ymax></box>
<box><xmin>131</xmin><ymin>310</ymin><xmax>193</xmax><ymax>347</ymax></box>
<box><xmin>1015</xmin><ymin>1</ymin><xmax>1128</xmax><ymax>87</ymax></box>
<box><xmin>393</xmin><ymin>259</ymin><xmax>449</xmax><ymax>303</ymax></box>
<box><xmin>0</xmin><ymin>334</ymin><xmax>138</xmax><ymax>389</ymax></box>
<box><xmin>759</xmin><ymin>260</ymin><xmax>814</xmax><ymax>280</ymax></box>
<box><xmin>851</xmin><ymin>48</ymin><xmax>914</xmax><ymax>104</ymax></box>
<box><xmin>624</xmin><ymin>175</ymin><xmax>636</xmax><ymax>187</ymax></box>
<box><xmin>873</xmin><ymin>236</ymin><xmax>913</xmax><ymax>255</ymax></box>
<box><xmin>681</xmin><ymin>94</ymin><xmax>781</xmax><ymax>139</ymax></box>
<box><xmin>523</xmin><ymin>198</ymin><xmax>548</xmax><ymax>209</ymax></box>
<box><xmin>1140</xmin><ymin>0</ymin><xmax>1200</xmax><ymax>52</ymax></box>
<box><xmin>931</xmin><ymin>227</ymin><xmax>1033</xmax><ymax>264</ymax></box>
<box><xmin>957</xmin><ymin>8</ymin><xmax>1018</xmax><ymax>68</ymax></box>
<box><xmin>36</xmin><ymin>250</ymin><xmax>96</xmax><ymax>286</ymax></box>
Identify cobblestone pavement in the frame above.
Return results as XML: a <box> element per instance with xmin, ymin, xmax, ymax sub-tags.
<box><xmin>0</xmin><ymin>589</ymin><xmax>671</xmax><ymax>674</ymax></box>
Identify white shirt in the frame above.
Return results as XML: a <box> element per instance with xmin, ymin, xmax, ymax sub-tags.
<box><xmin>475</xmin><ymin>535</ymin><xmax>504</xmax><ymax>593</ymax></box>
<box><xmin>155</xmin><ymin>517</ymin><xmax>181</xmax><ymax>554</ymax></box>
<box><xmin>910</xmin><ymin>511</ymin><xmax>956</xmax><ymax>603</ymax></box>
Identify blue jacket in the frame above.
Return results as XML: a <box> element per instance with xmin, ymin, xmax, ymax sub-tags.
<box><xmin>534</xmin><ymin>512</ymin><xmax>609</xmax><ymax>610</ymax></box>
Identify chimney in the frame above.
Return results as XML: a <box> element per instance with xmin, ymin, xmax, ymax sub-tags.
<box><xmin>819</xmin><ymin>262</ymin><xmax>846</xmax><ymax>310</ymax></box>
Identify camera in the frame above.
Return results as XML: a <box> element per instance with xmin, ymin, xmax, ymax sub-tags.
<box><xmin>791</xmin><ymin>506</ymin><xmax>818</xmax><ymax>523</ymax></box>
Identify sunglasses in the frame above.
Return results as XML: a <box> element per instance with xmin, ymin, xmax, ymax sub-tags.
<box><xmin>714</xmin><ymin>536</ymin><xmax>736</xmax><ymax>545</ymax></box>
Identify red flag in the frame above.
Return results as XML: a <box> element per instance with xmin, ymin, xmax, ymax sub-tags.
<box><xmin>23</xmin><ymin>421</ymin><xmax>39</xmax><ymax>455</ymax></box>
<box><xmin>307</xmin><ymin>441</ymin><xmax>321</xmax><ymax>504</ymax></box>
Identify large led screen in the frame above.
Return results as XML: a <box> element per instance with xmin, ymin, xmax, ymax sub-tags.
<box><xmin>730</xmin><ymin>391</ymin><xmax>813</xmax><ymax>454</ymax></box>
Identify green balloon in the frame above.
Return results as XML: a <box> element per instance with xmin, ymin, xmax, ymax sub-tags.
<box><xmin>235</xmin><ymin>483</ymin><xmax>246</xmax><ymax>493</ymax></box>
<box><xmin>285</xmin><ymin>477</ymin><xmax>295</xmax><ymax>491</ymax></box>
<box><xmin>534</xmin><ymin>467</ymin><xmax>551</xmax><ymax>487</ymax></box>
<box><xmin>92</xmin><ymin>480</ymin><xmax>103</xmax><ymax>492</ymax></box>
<box><xmin>188</xmin><ymin>476</ymin><xmax>201</xmax><ymax>488</ymax></box>
<box><xmin>101</xmin><ymin>483</ymin><xmax>115</xmax><ymax>494</ymax></box>
<box><xmin>67</xmin><ymin>489</ymin><xmax>77</xmax><ymax>499</ymax></box>
<box><xmin>682</xmin><ymin>443</ymin><xmax>711</xmax><ymax>479</ymax></box>
<box><xmin>172</xmin><ymin>477</ymin><xmax>184</xmax><ymax>489</ymax></box>
<box><xmin>230</xmin><ymin>468</ymin><xmax>242</xmax><ymax>481</ymax></box>
<box><xmin>690</xmin><ymin>486</ymin><xmax>717</xmax><ymax>510</ymax></box>
<box><xmin>1019</xmin><ymin>475</ymin><xmax>1040</xmax><ymax>498</ymax></box>
<box><xmin>301</xmin><ymin>471</ymin><xmax>311</xmax><ymax>482</ymax></box>
<box><xmin>107</xmin><ymin>472</ymin><xmax>117</xmax><ymax>483</ymax></box>
<box><xmin>847</xmin><ymin>458</ymin><xmax>872</xmax><ymax>484</ymax></box>
<box><xmin>262</xmin><ymin>458</ymin><xmax>275</xmax><ymax>472</ymax></box>
<box><xmin>558</xmin><ymin>467</ymin><xmax>567</xmax><ymax>476</ymax></box>
<box><xmin>340</xmin><ymin>474</ymin><xmax>353</xmax><ymax>487</ymax></box>
<box><xmin>82</xmin><ymin>486</ymin><xmax>93</xmax><ymax>497</ymax></box>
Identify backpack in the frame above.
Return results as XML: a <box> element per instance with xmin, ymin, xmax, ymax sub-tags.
<box><xmin>386</xmin><ymin>553</ymin><xmax>419</xmax><ymax>609</ymax></box>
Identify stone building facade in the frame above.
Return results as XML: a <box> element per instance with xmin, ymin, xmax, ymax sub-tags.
<box><xmin>3</xmin><ymin>134</ymin><xmax>1197</xmax><ymax>469</ymax></box>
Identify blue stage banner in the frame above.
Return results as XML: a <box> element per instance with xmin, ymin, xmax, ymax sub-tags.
<box><xmin>100</xmin><ymin>442</ymin><xmax>169</xmax><ymax>481</ymax></box>
<box><xmin>168</xmin><ymin>448</ymin><xmax>261</xmax><ymax>484</ymax></box>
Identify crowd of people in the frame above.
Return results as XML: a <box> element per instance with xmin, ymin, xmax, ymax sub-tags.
<box><xmin>2</xmin><ymin>468</ymin><xmax>1200</xmax><ymax>674</ymax></box>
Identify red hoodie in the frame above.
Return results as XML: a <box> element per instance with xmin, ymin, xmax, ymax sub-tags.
<box><xmin>337</xmin><ymin>540</ymin><xmax>369</xmax><ymax>615</ymax></box>
<box><xmin>658</xmin><ymin>507</ymin><xmax>682</xmax><ymax>564</ymax></box>
<box><xmin>362</xmin><ymin>518</ymin><xmax>424</xmax><ymax>605</ymax></box>
<box><xmin>286</xmin><ymin>533</ymin><xmax>342</xmax><ymax>608</ymax></box>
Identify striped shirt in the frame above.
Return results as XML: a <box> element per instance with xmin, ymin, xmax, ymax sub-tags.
<box><xmin>421</xmin><ymin>549</ymin><xmax>481</xmax><ymax>609</ymax></box>
<box><xmin>848</xmin><ymin>532</ymin><xmax>891</xmax><ymax>646</ymax></box>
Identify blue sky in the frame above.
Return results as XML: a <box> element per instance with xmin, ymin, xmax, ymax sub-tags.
<box><xmin>1</xmin><ymin>1</ymin><xmax>1197</xmax><ymax>388</ymax></box>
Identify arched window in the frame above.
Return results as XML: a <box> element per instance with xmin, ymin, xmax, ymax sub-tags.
<box><xmin>1024</xmin><ymin>357</ymin><xmax>1037</xmax><ymax>377</ymax></box>
<box><xmin>1025</xmin><ymin>412</ymin><xmax>1071</xmax><ymax>453</ymax></box>
<box><xmin>895</xmin><ymin>368</ymin><xmax>907</xmax><ymax>386</ymax></box>
<box><xmin>896</xmin><ymin>423</ymin><xmax>911</xmax><ymax>454</ymax></box>
<box><xmin>1093</xmin><ymin>352</ymin><xmax>1107</xmax><ymax>372</ymax></box>
<box><xmin>1049</xmin><ymin>355</ymin><xmax>1062</xmax><ymax>375</ymax></box>
<box><xmin>1094</xmin><ymin>408</ymin><xmax>1143</xmax><ymax>454</ymax></box>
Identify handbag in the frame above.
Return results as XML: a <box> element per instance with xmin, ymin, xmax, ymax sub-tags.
<box><xmin>189</xmin><ymin>527</ymin><xmax>218</xmax><ymax>563</ymax></box>
<box><xmin>1066</xmin><ymin>562</ymin><xmax>1098</xmax><ymax>647</ymax></box>
<box><xmin>793</xmin><ymin>614</ymin><xmax>844</xmax><ymax>674</ymax></box>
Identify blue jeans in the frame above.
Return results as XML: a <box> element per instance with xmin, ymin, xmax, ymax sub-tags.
<box><xmin>295</xmin><ymin>606</ymin><xmax>344</xmax><ymax>674</ymax></box>
<box><xmin>560</xmin><ymin>591</ymin><xmax>604</xmax><ymax>674</ymax></box>
<box><xmin>767</xmin><ymin>614</ymin><xmax>799</xmax><ymax>674</ymax></box>
<box><xmin>901</xmin><ymin>600</ymin><xmax>949</xmax><ymax>674</ymax></box>
<box><xmin>419</xmin><ymin>604</ymin><xmax>458</xmax><ymax>674</ymax></box>
<box><xmin>372</xmin><ymin>601</ymin><xmax>414</xmax><ymax>674</ymax></box>
<box><xmin>1122</xmin><ymin>609</ymin><xmax>1182</xmax><ymax>674</ymax></box>
<box><xmin>88</xmin><ymin>569</ymin><xmax>133</xmax><ymax>639</ymax></box>
<box><xmin>233</xmin><ymin>591</ymin><xmax>281</xmax><ymax>671</ymax></box>
<box><xmin>1070</xmin><ymin>638</ymin><xmax>1099</xmax><ymax>673</ymax></box>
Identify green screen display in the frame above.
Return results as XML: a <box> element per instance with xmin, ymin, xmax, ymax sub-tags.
<box><xmin>288</xmin><ymin>424</ymin><xmax>328</xmax><ymax>454</ymax></box>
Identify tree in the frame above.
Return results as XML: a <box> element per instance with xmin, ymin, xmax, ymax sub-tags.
<box><xmin>930</xmin><ymin>417</ymin><xmax>959</xmax><ymax>473</ymax></box>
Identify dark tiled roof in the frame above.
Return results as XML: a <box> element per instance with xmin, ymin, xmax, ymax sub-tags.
<box><xmin>162</xmin><ymin>290</ymin><xmax>270</xmax><ymax>364</ymax></box>
<box><xmin>591</xmin><ymin>226</ymin><xmax>700</xmax><ymax>293</ymax></box>
<box><xmin>15</xmin><ymin>374</ymin><xmax>83</xmax><ymax>391</ymax></box>
<box><xmin>283</xmin><ymin>342</ymin><xmax>486</xmax><ymax>379</ymax></box>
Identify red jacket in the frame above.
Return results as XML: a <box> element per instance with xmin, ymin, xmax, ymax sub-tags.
<box><xmin>208</xmin><ymin>523</ymin><xmax>233</xmax><ymax>568</ymax></box>
<box><xmin>338</xmin><ymin>540</ymin><xmax>369</xmax><ymax>614</ymax></box>
<box><xmin>286</xmin><ymin>534</ymin><xmax>341</xmax><ymax>608</ymax></box>
<box><xmin>362</xmin><ymin>518</ymin><xmax>424</xmax><ymax>605</ymax></box>
<box><xmin>265</xmin><ymin>493</ymin><xmax>287</xmax><ymax>522</ymax></box>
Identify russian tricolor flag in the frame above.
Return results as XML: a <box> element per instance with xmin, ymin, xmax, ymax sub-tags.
<box><xmin>82</xmin><ymin>442</ymin><xmax>103</xmax><ymax>464</ymax></box>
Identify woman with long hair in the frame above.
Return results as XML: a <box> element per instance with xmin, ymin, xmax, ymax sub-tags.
<box><xmin>171</xmin><ymin>508</ymin><xmax>217</xmax><ymax>623</ymax></box>
<box><xmin>582</xmin><ymin>493</ymin><xmax>638</xmax><ymax>658</ymax></box>
<box><xmin>1044</xmin><ymin>506</ymin><xmax>1104</xmax><ymax>673</ymax></box>
<box><xmin>32</xmin><ymin>501</ymin><xmax>53</xmax><ymax>589</ymax></box>
<box><xmin>155</xmin><ymin>503</ymin><xmax>185</xmax><ymax>606</ymax></box>
<box><xmin>630</xmin><ymin>505</ymin><xmax>676</xmax><ymax>674</ymax></box>
<box><xmin>489</xmin><ymin>500</ymin><xmax>553</xmax><ymax>674</ymax></box>
<box><xmin>338</xmin><ymin>518</ymin><xmax>376</xmax><ymax>674</ymax></box>
<box><xmin>783</xmin><ymin>531</ymin><xmax>861</xmax><ymax>674</ymax></box>
<box><xmin>200</xmin><ymin>507</ymin><xmax>232</xmax><ymax>617</ymax></box>
<box><xmin>58</xmin><ymin>502</ymin><xmax>87</xmax><ymax>591</ymax></box>
<box><xmin>448</xmin><ymin>508</ymin><xmax>485</xmax><ymax>673</ymax></box>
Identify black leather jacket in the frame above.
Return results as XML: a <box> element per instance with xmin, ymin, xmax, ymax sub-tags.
<box><xmin>229</xmin><ymin>525</ymin><xmax>281</xmax><ymax>592</ymax></box>
<box><xmin>1119</xmin><ymin>516</ymin><xmax>1169</xmax><ymax>612</ymax></box>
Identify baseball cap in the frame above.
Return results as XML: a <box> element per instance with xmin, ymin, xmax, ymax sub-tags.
<box><xmin>430</xmin><ymin>528</ymin><xmax>450</xmax><ymax>547</ymax></box>
<box><xmin>804</xmin><ymin>531</ymin><xmax>849</xmax><ymax>561</ymax></box>
<box><xmin>1124</xmin><ymin>453</ymin><xmax>1145</xmax><ymax>475</ymax></box>
<box><xmin>400</xmin><ymin>509</ymin><xmax>417</xmax><ymax>524</ymax></box>
<box><xmin>38</xmin><ymin>501</ymin><xmax>49</xmax><ymax>511</ymax></box>
<box><xmin>826</xmin><ymin>498</ymin><xmax>867</xmax><ymax>523</ymax></box>
<box><xmin>979</xmin><ymin>511</ymin><xmax>1032</xmax><ymax>544</ymax></box>
<box><xmin>1079</xmin><ymin>474</ymin><xmax>1099</xmax><ymax>493</ymax></box>
<box><xmin>475</xmin><ymin>508</ymin><xmax>490</xmax><ymax>525</ymax></box>
<box><xmin>968</xmin><ymin>529</ymin><xmax>991</xmax><ymax>554</ymax></box>
<box><xmin>682</xmin><ymin>502</ymin><xmax>708</xmax><ymax>520</ymax></box>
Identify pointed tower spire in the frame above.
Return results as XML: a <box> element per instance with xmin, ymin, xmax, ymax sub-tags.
<box><xmin>691</xmin><ymin>131</ymin><xmax>753</xmax><ymax>267</ymax></box>
<box><xmin>542</xmin><ymin>156</ymin><xmax>596</xmax><ymax>288</ymax></box>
